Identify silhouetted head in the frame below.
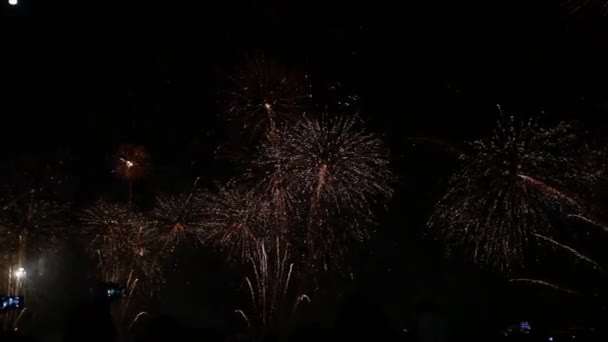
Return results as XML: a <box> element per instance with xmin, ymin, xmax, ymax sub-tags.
<box><xmin>63</xmin><ymin>300</ymin><xmax>115</xmax><ymax>342</ymax></box>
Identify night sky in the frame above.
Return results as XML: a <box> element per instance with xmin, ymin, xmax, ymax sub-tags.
<box><xmin>3</xmin><ymin>0</ymin><xmax>608</xmax><ymax>340</ymax></box>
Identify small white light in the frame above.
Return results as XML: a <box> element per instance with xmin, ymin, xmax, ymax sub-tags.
<box><xmin>549</xmin><ymin>337</ymin><xmax>553</xmax><ymax>342</ymax></box>
<box><xmin>14</xmin><ymin>267</ymin><xmax>26</xmax><ymax>279</ymax></box>
<box><xmin>8</xmin><ymin>0</ymin><xmax>17</xmax><ymax>5</ymax></box>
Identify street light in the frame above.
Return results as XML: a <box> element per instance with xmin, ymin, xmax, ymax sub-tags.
<box><xmin>8</xmin><ymin>0</ymin><xmax>18</xmax><ymax>6</ymax></box>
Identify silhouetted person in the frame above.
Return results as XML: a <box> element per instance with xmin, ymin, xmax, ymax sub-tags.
<box><xmin>63</xmin><ymin>300</ymin><xmax>116</xmax><ymax>342</ymax></box>
<box><xmin>134</xmin><ymin>314</ymin><xmax>190</xmax><ymax>342</ymax></box>
<box><xmin>0</xmin><ymin>330</ymin><xmax>38</xmax><ymax>342</ymax></box>
<box><xmin>416</xmin><ymin>300</ymin><xmax>448</xmax><ymax>342</ymax></box>
<box><xmin>335</xmin><ymin>294</ymin><xmax>395</xmax><ymax>340</ymax></box>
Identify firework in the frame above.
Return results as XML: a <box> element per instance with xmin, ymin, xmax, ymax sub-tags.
<box><xmin>114</xmin><ymin>145</ymin><xmax>150</xmax><ymax>182</ymax></box>
<box><xmin>249</xmin><ymin>165</ymin><xmax>297</xmax><ymax>235</ymax></box>
<box><xmin>81</xmin><ymin>200</ymin><xmax>161</xmax><ymax>311</ymax></box>
<box><xmin>508</xmin><ymin>278</ymin><xmax>580</xmax><ymax>295</ymax></box>
<box><xmin>562</xmin><ymin>0</ymin><xmax>608</xmax><ymax>15</ymax></box>
<box><xmin>533</xmin><ymin>234</ymin><xmax>601</xmax><ymax>270</ymax></box>
<box><xmin>429</xmin><ymin>115</ymin><xmax>600</xmax><ymax>271</ymax></box>
<box><xmin>0</xmin><ymin>156</ymin><xmax>69</xmax><ymax>332</ymax></box>
<box><xmin>0</xmin><ymin>221</ymin><xmax>21</xmax><ymax>284</ymax></box>
<box><xmin>114</xmin><ymin>144</ymin><xmax>150</xmax><ymax>205</ymax></box>
<box><xmin>0</xmin><ymin>190</ymin><xmax>66</xmax><ymax>293</ymax></box>
<box><xmin>567</xmin><ymin>214</ymin><xmax>608</xmax><ymax>232</ymax></box>
<box><xmin>0</xmin><ymin>197</ymin><xmax>65</xmax><ymax>250</ymax></box>
<box><xmin>197</xmin><ymin>184</ymin><xmax>268</xmax><ymax>262</ymax></box>
<box><xmin>0</xmin><ymin>190</ymin><xmax>66</xmax><ymax>332</ymax></box>
<box><xmin>239</xmin><ymin>238</ymin><xmax>296</xmax><ymax>333</ymax></box>
<box><xmin>227</xmin><ymin>54</ymin><xmax>311</xmax><ymax>139</ymax></box>
<box><xmin>255</xmin><ymin>115</ymin><xmax>393</xmax><ymax>268</ymax></box>
<box><xmin>152</xmin><ymin>190</ymin><xmax>204</xmax><ymax>254</ymax></box>
<box><xmin>0</xmin><ymin>194</ymin><xmax>65</xmax><ymax>330</ymax></box>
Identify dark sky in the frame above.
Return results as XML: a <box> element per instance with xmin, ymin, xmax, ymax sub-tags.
<box><xmin>2</xmin><ymin>0</ymin><xmax>608</xmax><ymax>338</ymax></box>
<box><xmin>3</xmin><ymin>1</ymin><xmax>608</xmax><ymax>148</ymax></box>
<box><xmin>4</xmin><ymin>1</ymin><xmax>608</xmax><ymax>131</ymax></box>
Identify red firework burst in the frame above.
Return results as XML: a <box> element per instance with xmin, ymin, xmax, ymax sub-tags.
<box><xmin>114</xmin><ymin>145</ymin><xmax>150</xmax><ymax>182</ymax></box>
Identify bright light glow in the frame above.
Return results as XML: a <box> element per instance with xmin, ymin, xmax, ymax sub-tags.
<box><xmin>8</xmin><ymin>0</ymin><xmax>17</xmax><ymax>5</ymax></box>
<box><xmin>14</xmin><ymin>267</ymin><xmax>26</xmax><ymax>279</ymax></box>
<box><xmin>120</xmin><ymin>158</ymin><xmax>134</xmax><ymax>168</ymax></box>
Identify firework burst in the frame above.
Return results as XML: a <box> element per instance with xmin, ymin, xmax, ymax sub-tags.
<box><xmin>255</xmin><ymin>115</ymin><xmax>393</xmax><ymax>268</ymax></box>
<box><xmin>249</xmin><ymin>165</ymin><xmax>297</xmax><ymax>235</ymax></box>
<box><xmin>152</xmin><ymin>190</ymin><xmax>204</xmax><ymax>255</ymax></box>
<box><xmin>81</xmin><ymin>201</ymin><xmax>161</xmax><ymax>313</ymax></box>
<box><xmin>197</xmin><ymin>184</ymin><xmax>269</xmax><ymax>262</ymax></box>
<box><xmin>81</xmin><ymin>201</ymin><xmax>159</xmax><ymax>282</ymax></box>
<box><xmin>114</xmin><ymin>145</ymin><xmax>150</xmax><ymax>183</ymax></box>
<box><xmin>429</xmin><ymin>115</ymin><xmax>600</xmax><ymax>271</ymax></box>
<box><xmin>227</xmin><ymin>55</ymin><xmax>311</xmax><ymax>139</ymax></box>
<box><xmin>114</xmin><ymin>144</ymin><xmax>150</xmax><ymax>205</ymax></box>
